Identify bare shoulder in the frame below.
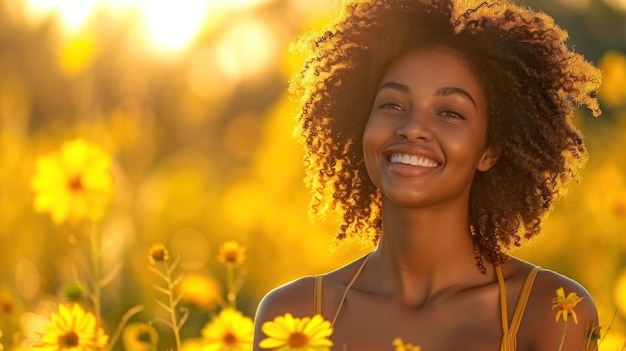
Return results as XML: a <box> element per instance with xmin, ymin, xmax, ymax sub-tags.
<box><xmin>252</xmin><ymin>276</ymin><xmax>317</xmax><ymax>351</ymax></box>
<box><xmin>254</xmin><ymin>276</ymin><xmax>318</xmax><ymax>322</ymax></box>
<box><xmin>254</xmin><ymin>255</ymin><xmax>369</xmax><ymax>321</ymax></box>
<box><xmin>521</xmin><ymin>264</ymin><xmax>599</xmax><ymax>351</ymax></box>
<box><xmin>252</xmin><ymin>255</ymin><xmax>369</xmax><ymax>350</ymax></box>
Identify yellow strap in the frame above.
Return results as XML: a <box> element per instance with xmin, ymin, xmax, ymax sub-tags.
<box><xmin>496</xmin><ymin>265</ymin><xmax>509</xmax><ymax>333</ymax></box>
<box><xmin>498</xmin><ymin>265</ymin><xmax>541</xmax><ymax>351</ymax></box>
<box><xmin>314</xmin><ymin>275</ymin><xmax>323</xmax><ymax>315</ymax></box>
<box><xmin>509</xmin><ymin>266</ymin><xmax>540</xmax><ymax>334</ymax></box>
<box><xmin>331</xmin><ymin>254</ymin><xmax>370</xmax><ymax>327</ymax></box>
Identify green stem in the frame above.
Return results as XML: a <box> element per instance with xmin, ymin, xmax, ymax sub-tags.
<box><xmin>90</xmin><ymin>221</ymin><xmax>102</xmax><ymax>324</ymax></box>
<box><xmin>557</xmin><ymin>321</ymin><xmax>568</xmax><ymax>351</ymax></box>
<box><xmin>165</xmin><ymin>262</ymin><xmax>182</xmax><ymax>351</ymax></box>
<box><xmin>226</xmin><ymin>265</ymin><xmax>236</xmax><ymax>309</ymax></box>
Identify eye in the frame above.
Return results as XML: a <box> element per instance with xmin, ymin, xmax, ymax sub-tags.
<box><xmin>377</xmin><ymin>101</ymin><xmax>406</xmax><ymax>111</ymax></box>
<box><xmin>438</xmin><ymin>109</ymin><xmax>466</xmax><ymax>120</ymax></box>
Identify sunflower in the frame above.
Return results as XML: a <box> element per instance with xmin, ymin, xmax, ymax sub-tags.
<box><xmin>259</xmin><ymin>313</ymin><xmax>333</xmax><ymax>351</ymax></box>
<box><xmin>201</xmin><ymin>308</ymin><xmax>253</xmax><ymax>351</ymax></box>
<box><xmin>122</xmin><ymin>323</ymin><xmax>158</xmax><ymax>351</ymax></box>
<box><xmin>30</xmin><ymin>138</ymin><xmax>114</xmax><ymax>224</ymax></box>
<box><xmin>177</xmin><ymin>273</ymin><xmax>223</xmax><ymax>310</ymax></box>
<box><xmin>35</xmin><ymin>303</ymin><xmax>108</xmax><ymax>351</ymax></box>
<box><xmin>552</xmin><ymin>287</ymin><xmax>584</xmax><ymax>324</ymax></box>
<box><xmin>148</xmin><ymin>244</ymin><xmax>170</xmax><ymax>265</ymax></box>
<box><xmin>216</xmin><ymin>241</ymin><xmax>247</xmax><ymax>267</ymax></box>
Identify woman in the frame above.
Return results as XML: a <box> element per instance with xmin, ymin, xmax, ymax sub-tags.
<box><xmin>254</xmin><ymin>0</ymin><xmax>602</xmax><ymax>350</ymax></box>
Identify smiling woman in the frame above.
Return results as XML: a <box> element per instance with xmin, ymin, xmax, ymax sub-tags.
<box><xmin>253</xmin><ymin>0</ymin><xmax>603</xmax><ymax>350</ymax></box>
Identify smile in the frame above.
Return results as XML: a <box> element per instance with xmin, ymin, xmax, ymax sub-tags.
<box><xmin>390</xmin><ymin>153</ymin><xmax>439</xmax><ymax>167</ymax></box>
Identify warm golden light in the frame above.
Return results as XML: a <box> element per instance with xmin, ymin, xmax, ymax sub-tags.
<box><xmin>21</xmin><ymin>0</ymin><xmax>281</xmax><ymax>55</ymax></box>
<box><xmin>214</xmin><ymin>18</ymin><xmax>279</xmax><ymax>80</ymax></box>
<box><xmin>603</xmin><ymin>0</ymin><xmax>626</xmax><ymax>11</ymax></box>
<box><xmin>24</xmin><ymin>0</ymin><xmax>100</xmax><ymax>31</ymax></box>
<box><xmin>133</xmin><ymin>0</ymin><xmax>212</xmax><ymax>53</ymax></box>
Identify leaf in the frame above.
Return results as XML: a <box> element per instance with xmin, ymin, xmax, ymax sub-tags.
<box><xmin>147</xmin><ymin>265</ymin><xmax>169</xmax><ymax>281</ymax></box>
<box><xmin>108</xmin><ymin>304</ymin><xmax>145</xmax><ymax>349</ymax></box>
<box><xmin>152</xmin><ymin>284</ymin><xmax>171</xmax><ymax>295</ymax></box>
<box><xmin>155</xmin><ymin>298</ymin><xmax>172</xmax><ymax>313</ymax></box>
<box><xmin>154</xmin><ymin>317</ymin><xmax>173</xmax><ymax>329</ymax></box>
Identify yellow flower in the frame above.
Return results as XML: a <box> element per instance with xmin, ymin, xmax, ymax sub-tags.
<box><xmin>180</xmin><ymin>338</ymin><xmax>204</xmax><ymax>351</ymax></box>
<box><xmin>177</xmin><ymin>273</ymin><xmax>223</xmax><ymax>310</ymax></box>
<box><xmin>0</xmin><ymin>287</ymin><xmax>15</xmax><ymax>318</ymax></box>
<box><xmin>0</xmin><ymin>329</ymin><xmax>4</xmax><ymax>351</ymax></box>
<box><xmin>598</xmin><ymin>50</ymin><xmax>626</xmax><ymax>107</ymax></box>
<box><xmin>122</xmin><ymin>323</ymin><xmax>158</xmax><ymax>351</ymax></box>
<box><xmin>216</xmin><ymin>241</ymin><xmax>247</xmax><ymax>267</ymax></box>
<box><xmin>393</xmin><ymin>337</ymin><xmax>421</xmax><ymax>351</ymax></box>
<box><xmin>148</xmin><ymin>244</ymin><xmax>170</xmax><ymax>265</ymax></box>
<box><xmin>201</xmin><ymin>308</ymin><xmax>253</xmax><ymax>351</ymax></box>
<box><xmin>552</xmin><ymin>287</ymin><xmax>584</xmax><ymax>324</ymax></box>
<box><xmin>35</xmin><ymin>303</ymin><xmax>109</xmax><ymax>351</ymax></box>
<box><xmin>259</xmin><ymin>313</ymin><xmax>333</xmax><ymax>351</ymax></box>
<box><xmin>30</xmin><ymin>138</ymin><xmax>114</xmax><ymax>224</ymax></box>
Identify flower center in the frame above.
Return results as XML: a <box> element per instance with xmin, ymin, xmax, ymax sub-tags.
<box><xmin>1</xmin><ymin>301</ymin><xmax>12</xmax><ymax>314</ymax></box>
<box><xmin>137</xmin><ymin>331</ymin><xmax>152</xmax><ymax>343</ymax></box>
<box><xmin>224</xmin><ymin>250</ymin><xmax>239</xmax><ymax>263</ymax></box>
<box><xmin>67</xmin><ymin>176</ymin><xmax>84</xmax><ymax>192</ymax></box>
<box><xmin>561</xmin><ymin>301</ymin><xmax>575</xmax><ymax>310</ymax></box>
<box><xmin>288</xmin><ymin>332</ymin><xmax>309</xmax><ymax>348</ymax></box>
<box><xmin>222</xmin><ymin>332</ymin><xmax>237</xmax><ymax>345</ymax></box>
<box><xmin>59</xmin><ymin>331</ymin><xmax>80</xmax><ymax>348</ymax></box>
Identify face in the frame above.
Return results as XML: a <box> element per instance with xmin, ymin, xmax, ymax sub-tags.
<box><xmin>363</xmin><ymin>47</ymin><xmax>500</xmax><ymax>208</ymax></box>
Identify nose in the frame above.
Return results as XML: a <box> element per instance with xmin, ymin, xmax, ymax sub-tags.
<box><xmin>396</xmin><ymin>107</ymin><xmax>433</xmax><ymax>141</ymax></box>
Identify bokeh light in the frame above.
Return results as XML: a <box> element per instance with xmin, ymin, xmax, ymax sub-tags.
<box><xmin>603</xmin><ymin>0</ymin><xmax>626</xmax><ymax>11</ymax></box>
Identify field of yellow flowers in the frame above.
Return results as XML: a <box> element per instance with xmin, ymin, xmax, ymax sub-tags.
<box><xmin>0</xmin><ymin>0</ymin><xmax>625</xmax><ymax>350</ymax></box>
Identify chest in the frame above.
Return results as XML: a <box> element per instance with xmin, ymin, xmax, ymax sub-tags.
<box><xmin>326</xmin><ymin>289</ymin><xmax>506</xmax><ymax>351</ymax></box>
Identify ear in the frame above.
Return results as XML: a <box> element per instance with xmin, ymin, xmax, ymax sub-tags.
<box><xmin>477</xmin><ymin>144</ymin><xmax>501</xmax><ymax>172</ymax></box>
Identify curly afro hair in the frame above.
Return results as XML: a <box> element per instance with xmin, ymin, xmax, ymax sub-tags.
<box><xmin>289</xmin><ymin>0</ymin><xmax>601</xmax><ymax>265</ymax></box>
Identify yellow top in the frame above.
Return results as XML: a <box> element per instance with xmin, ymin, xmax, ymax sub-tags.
<box><xmin>313</xmin><ymin>256</ymin><xmax>541</xmax><ymax>350</ymax></box>
<box><xmin>497</xmin><ymin>264</ymin><xmax>541</xmax><ymax>351</ymax></box>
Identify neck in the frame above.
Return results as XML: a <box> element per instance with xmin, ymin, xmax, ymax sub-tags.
<box><xmin>364</xmin><ymin>199</ymin><xmax>492</xmax><ymax>307</ymax></box>
<box><xmin>378</xmin><ymin>199</ymin><xmax>476</xmax><ymax>270</ymax></box>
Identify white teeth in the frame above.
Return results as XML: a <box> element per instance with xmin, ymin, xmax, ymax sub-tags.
<box><xmin>390</xmin><ymin>154</ymin><xmax>438</xmax><ymax>167</ymax></box>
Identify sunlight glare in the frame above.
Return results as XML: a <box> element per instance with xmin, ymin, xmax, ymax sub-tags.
<box><xmin>215</xmin><ymin>18</ymin><xmax>279</xmax><ymax>80</ymax></box>
<box><xmin>23</xmin><ymin>0</ymin><xmax>262</xmax><ymax>54</ymax></box>
<box><xmin>135</xmin><ymin>0</ymin><xmax>213</xmax><ymax>53</ymax></box>
<box><xmin>25</xmin><ymin>0</ymin><xmax>100</xmax><ymax>31</ymax></box>
<box><xmin>224</xmin><ymin>0</ymin><xmax>275</xmax><ymax>8</ymax></box>
<box><xmin>602</xmin><ymin>0</ymin><xmax>626</xmax><ymax>11</ymax></box>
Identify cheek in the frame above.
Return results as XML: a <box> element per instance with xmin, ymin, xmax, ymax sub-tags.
<box><xmin>362</xmin><ymin>119</ymin><xmax>383</xmax><ymax>184</ymax></box>
<box><xmin>443</xmin><ymin>128</ymin><xmax>488</xmax><ymax>166</ymax></box>
<box><xmin>362</xmin><ymin>115</ymin><xmax>388</xmax><ymax>145</ymax></box>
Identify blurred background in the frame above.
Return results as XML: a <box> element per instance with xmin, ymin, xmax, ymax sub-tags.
<box><xmin>0</xmin><ymin>0</ymin><xmax>625</xmax><ymax>349</ymax></box>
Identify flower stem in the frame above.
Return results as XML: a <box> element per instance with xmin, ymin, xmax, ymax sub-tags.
<box><xmin>557</xmin><ymin>321</ymin><xmax>568</xmax><ymax>351</ymax></box>
<box><xmin>164</xmin><ymin>262</ymin><xmax>182</xmax><ymax>351</ymax></box>
<box><xmin>90</xmin><ymin>221</ymin><xmax>102</xmax><ymax>324</ymax></box>
<box><xmin>226</xmin><ymin>265</ymin><xmax>236</xmax><ymax>309</ymax></box>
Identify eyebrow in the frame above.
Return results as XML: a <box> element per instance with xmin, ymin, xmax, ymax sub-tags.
<box><xmin>436</xmin><ymin>86</ymin><xmax>477</xmax><ymax>108</ymax></box>
<box><xmin>377</xmin><ymin>82</ymin><xmax>477</xmax><ymax>108</ymax></box>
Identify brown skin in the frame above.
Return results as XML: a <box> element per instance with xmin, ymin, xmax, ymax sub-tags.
<box><xmin>253</xmin><ymin>48</ymin><xmax>598</xmax><ymax>350</ymax></box>
<box><xmin>254</xmin><ymin>258</ymin><xmax>597</xmax><ymax>350</ymax></box>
